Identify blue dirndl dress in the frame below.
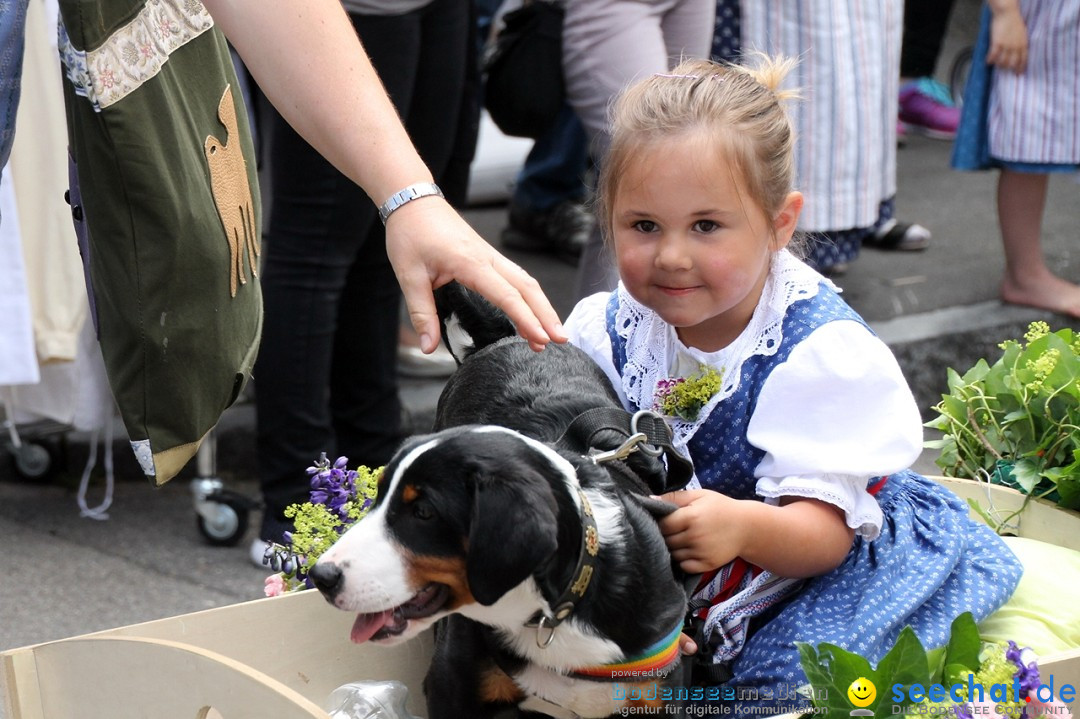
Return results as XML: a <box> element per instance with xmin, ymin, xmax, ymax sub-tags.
<box><xmin>605</xmin><ymin>282</ymin><xmax>1023</xmax><ymax>708</ymax></box>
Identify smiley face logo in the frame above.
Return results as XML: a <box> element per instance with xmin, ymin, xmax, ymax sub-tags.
<box><xmin>847</xmin><ymin>677</ymin><xmax>877</xmax><ymax>708</ymax></box>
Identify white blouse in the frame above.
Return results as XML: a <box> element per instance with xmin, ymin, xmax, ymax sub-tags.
<box><xmin>564</xmin><ymin>253</ymin><xmax>924</xmax><ymax>539</ymax></box>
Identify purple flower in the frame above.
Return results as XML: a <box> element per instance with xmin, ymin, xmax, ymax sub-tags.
<box><xmin>953</xmin><ymin>703</ymin><xmax>973</xmax><ymax>719</ymax></box>
<box><xmin>1007</xmin><ymin>641</ymin><xmax>1041</xmax><ymax>699</ymax></box>
<box><xmin>306</xmin><ymin>455</ymin><xmax>359</xmax><ymax>522</ymax></box>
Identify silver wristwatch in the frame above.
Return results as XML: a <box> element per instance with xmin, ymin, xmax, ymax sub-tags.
<box><xmin>378</xmin><ymin>182</ymin><xmax>444</xmax><ymax>224</ymax></box>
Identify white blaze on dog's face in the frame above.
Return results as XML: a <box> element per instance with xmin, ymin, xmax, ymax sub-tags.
<box><xmin>312</xmin><ymin>426</ymin><xmax>571</xmax><ymax>645</ymax></box>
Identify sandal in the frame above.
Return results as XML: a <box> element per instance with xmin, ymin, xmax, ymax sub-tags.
<box><xmin>864</xmin><ymin>219</ymin><xmax>931</xmax><ymax>251</ymax></box>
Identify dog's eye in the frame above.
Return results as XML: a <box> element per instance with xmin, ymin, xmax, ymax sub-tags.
<box><xmin>413</xmin><ymin>503</ymin><xmax>434</xmax><ymax>520</ymax></box>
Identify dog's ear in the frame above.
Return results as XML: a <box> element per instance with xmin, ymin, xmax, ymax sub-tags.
<box><xmin>466</xmin><ymin>469</ymin><xmax>559</xmax><ymax>606</ymax></box>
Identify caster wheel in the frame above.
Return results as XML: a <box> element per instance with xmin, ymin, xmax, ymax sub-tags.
<box><xmin>196</xmin><ymin>496</ymin><xmax>250</xmax><ymax>547</ymax></box>
<box><xmin>949</xmin><ymin>45</ymin><xmax>974</xmax><ymax>108</ymax></box>
<box><xmin>13</xmin><ymin>443</ymin><xmax>52</xmax><ymax>480</ymax></box>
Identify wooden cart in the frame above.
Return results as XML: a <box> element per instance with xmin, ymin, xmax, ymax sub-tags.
<box><xmin>3</xmin><ymin>477</ymin><xmax>1078</xmax><ymax>718</ymax></box>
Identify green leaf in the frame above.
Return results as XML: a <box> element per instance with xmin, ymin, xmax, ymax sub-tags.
<box><xmin>1055</xmin><ymin>475</ymin><xmax>1080</xmax><ymax>510</ymax></box>
<box><xmin>966</xmin><ymin>499</ymin><xmax>1002</xmax><ymax>533</ymax></box>
<box><xmin>797</xmin><ymin>629</ymin><xmax>931</xmax><ymax>719</ymax></box>
<box><xmin>872</xmin><ymin>628</ymin><xmax>931</xmax><ymax>718</ymax></box>
<box><xmin>941</xmin><ymin>612</ymin><xmax>981</xmax><ymax>684</ymax></box>
<box><xmin>1009</xmin><ymin>458</ymin><xmax>1042</xmax><ymax>493</ymax></box>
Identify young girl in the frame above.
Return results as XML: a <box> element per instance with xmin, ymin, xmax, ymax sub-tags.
<box><xmin>952</xmin><ymin>0</ymin><xmax>1080</xmax><ymax>317</ymax></box>
<box><xmin>564</xmin><ymin>56</ymin><xmax>1023</xmax><ymax>705</ymax></box>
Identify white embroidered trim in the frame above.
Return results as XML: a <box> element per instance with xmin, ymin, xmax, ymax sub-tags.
<box><xmin>130</xmin><ymin>439</ymin><xmax>155</xmax><ymax>476</ymax></box>
<box><xmin>755</xmin><ymin>474</ymin><xmax>884</xmax><ymax>540</ymax></box>
<box><xmin>58</xmin><ymin>0</ymin><xmax>214</xmax><ymax>112</ymax></box>
<box><xmin>615</xmin><ymin>250</ymin><xmax>835</xmax><ymax>452</ymax></box>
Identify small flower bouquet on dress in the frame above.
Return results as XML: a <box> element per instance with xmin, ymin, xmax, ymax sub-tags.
<box><xmin>263</xmin><ymin>454</ymin><xmax>380</xmax><ymax>596</ymax></box>
<box><xmin>652</xmin><ymin>365</ymin><xmax>724</xmax><ymax>422</ymax></box>
<box><xmin>796</xmin><ymin>613</ymin><xmax>1073</xmax><ymax>719</ymax></box>
<box><xmin>925</xmin><ymin>322</ymin><xmax>1080</xmax><ymax>528</ymax></box>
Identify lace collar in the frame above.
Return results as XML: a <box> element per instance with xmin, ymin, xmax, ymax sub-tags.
<box><xmin>614</xmin><ymin>250</ymin><xmax>835</xmax><ymax>451</ymax></box>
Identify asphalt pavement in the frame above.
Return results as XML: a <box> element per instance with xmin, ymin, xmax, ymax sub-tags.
<box><xmin>3</xmin><ymin>23</ymin><xmax>1079</xmax><ymax>716</ymax></box>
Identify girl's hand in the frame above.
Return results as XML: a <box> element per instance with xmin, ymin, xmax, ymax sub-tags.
<box><xmin>658</xmin><ymin>490</ymin><xmax>856</xmax><ymax>578</ymax></box>
<box><xmin>987</xmin><ymin>2</ymin><xmax>1028</xmax><ymax>73</ymax></box>
<box><xmin>657</xmin><ymin>489</ymin><xmax>748</xmax><ymax>574</ymax></box>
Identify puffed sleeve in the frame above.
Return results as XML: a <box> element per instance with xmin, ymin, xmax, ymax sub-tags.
<box><xmin>747</xmin><ymin>320</ymin><xmax>924</xmax><ymax>539</ymax></box>
<box><xmin>564</xmin><ymin>292</ymin><xmax>630</xmax><ymax>407</ymax></box>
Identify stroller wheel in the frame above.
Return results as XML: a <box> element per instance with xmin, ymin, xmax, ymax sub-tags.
<box><xmin>13</xmin><ymin>443</ymin><xmax>52</xmax><ymax>480</ymax></box>
<box><xmin>196</xmin><ymin>493</ymin><xmax>250</xmax><ymax>546</ymax></box>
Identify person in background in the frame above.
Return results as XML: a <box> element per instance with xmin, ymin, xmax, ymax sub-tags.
<box><xmin>251</xmin><ymin>0</ymin><xmax>482</xmax><ymax>562</ymax></box>
<box><xmin>898</xmin><ymin>0</ymin><xmax>961</xmax><ymax>141</ymax></box>
<box><xmin>564</xmin><ymin>57</ymin><xmax>1021</xmax><ymax>706</ymax></box>
<box><xmin>0</xmin><ymin>0</ymin><xmax>28</xmax><ymax>209</ymax></box>
<box><xmin>952</xmin><ymin>0</ymin><xmax>1080</xmax><ymax>317</ymax></box>
<box><xmin>477</xmin><ymin>0</ymin><xmax>594</xmax><ymax>265</ymax></box>
<box><xmin>732</xmin><ymin>0</ymin><xmax>931</xmax><ymax>272</ymax></box>
<box><xmin>563</xmin><ymin>0</ymin><xmax>716</xmax><ymax>300</ymax></box>
<box><xmin>501</xmin><ymin>105</ymin><xmax>594</xmax><ymax>265</ymax></box>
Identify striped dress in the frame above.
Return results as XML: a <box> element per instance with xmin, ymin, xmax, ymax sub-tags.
<box><xmin>953</xmin><ymin>0</ymin><xmax>1080</xmax><ymax>172</ymax></box>
<box><xmin>738</xmin><ymin>0</ymin><xmax>903</xmax><ymax>234</ymax></box>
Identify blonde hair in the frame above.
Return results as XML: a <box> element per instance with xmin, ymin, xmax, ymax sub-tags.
<box><xmin>597</xmin><ymin>54</ymin><xmax>800</xmax><ymax>242</ymax></box>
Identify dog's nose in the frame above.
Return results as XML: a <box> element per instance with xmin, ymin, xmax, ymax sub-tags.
<box><xmin>308</xmin><ymin>562</ymin><xmax>344</xmax><ymax>598</ymax></box>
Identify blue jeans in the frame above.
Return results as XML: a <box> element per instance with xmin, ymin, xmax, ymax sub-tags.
<box><xmin>0</xmin><ymin>0</ymin><xmax>29</xmax><ymax>218</ymax></box>
<box><xmin>511</xmin><ymin>103</ymin><xmax>590</xmax><ymax>212</ymax></box>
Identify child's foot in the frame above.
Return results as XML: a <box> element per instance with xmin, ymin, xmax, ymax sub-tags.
<box><xmin>1001</xmin><ymin>273</ymin><xmax>1080</xmax><ymax>317</ymax></box>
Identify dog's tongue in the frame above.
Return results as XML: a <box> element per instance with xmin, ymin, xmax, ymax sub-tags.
<box><xmin>350</xmin><ymin>610</ymin><xmax>393</xmax><ymax>644</ymax></box>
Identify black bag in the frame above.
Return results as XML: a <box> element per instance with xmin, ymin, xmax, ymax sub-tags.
<box><xmin>483</xmin><ymin>1</ymin><xmax>565</xmax><ymax>139</ymax></box>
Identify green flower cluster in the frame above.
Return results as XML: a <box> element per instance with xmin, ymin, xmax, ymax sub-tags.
<box><xmin>926</xmin><ymin>321</ymin><xmax>1080</xmax><ymax>519</ymax></box>
<box><xmin>653</xmin><ymin>366</ymin><xmax>724</xmax><ymax>422</ymax></box>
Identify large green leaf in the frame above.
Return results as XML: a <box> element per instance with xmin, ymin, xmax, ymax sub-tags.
<box><xmin>941</xmin><ymin>613</ymin><xmax>981</xmax><ymax>685</ymax></box>
<box><xmin>797</xmin><ymin>628</ymin><xmax>931</xmax><ymax>719</ymax></box>
<box><xmin>1009</xmin><ymin>458</ymin><xmax>1042</xmax><ymax>493</ymax></box>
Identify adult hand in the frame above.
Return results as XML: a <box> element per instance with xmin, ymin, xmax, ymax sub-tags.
<box><xmin>385</xmin><ymin>198</ymin><xmax>567</xmax><ymax>353</ymax></box>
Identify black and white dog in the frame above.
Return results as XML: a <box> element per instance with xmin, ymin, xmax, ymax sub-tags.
<box><xmin>309</xmin><ymin>283</ymin><xmax>692</xmax><ymax>718</ymax></box>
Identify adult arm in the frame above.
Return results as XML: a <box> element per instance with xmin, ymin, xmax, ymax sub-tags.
<box><xmin>200</xmin><ymin>0</ymin><xmax>566</xmax><ymax>352</ymax></box>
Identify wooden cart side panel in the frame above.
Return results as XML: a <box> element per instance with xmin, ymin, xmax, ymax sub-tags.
<box><xmin>35</xmin><ymin>590</ymin><xmax>434</xmax><ymax>716</ymax></box>
<box><xmin>2</xmin><ymin>647</ymin><xmax>46</xmax><ymax>719</ymax></box>
<box><xmin>935</xmin><ymin>476</ymin><xmax>1080</xmax><ymax>552</ymax></box>
<box><xmin>1040</xmin><ymin>648</ymin><xmax>1080</xmax><ymax>691</ymax></box>
<box><xmin>24</xmin><ymin>635</ymin><xmax>329</xmax><ymax>719</ymax></box>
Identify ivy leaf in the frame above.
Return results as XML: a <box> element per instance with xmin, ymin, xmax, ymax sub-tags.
<box><xmin>941</xmin><ymin>612</ymin><xmax>981</xmax><ymax>685</ymax></box>
<box><xmin>871</xmin><ymin>628</ymin><xmax>931</xmax><ymax>717</ymax></box>
<box><xmin>797</xmin><ymin>628</ymin><xmax>931</xmax><ymax>719</ymax></box>
<box><xmin>795</xmin><ymin>642</ymin><xmax>875</xmax><ymax>717</ymax></box>
<box><xmin>1054</xmin><ymin>474</ymin><xmax>1080</xmax><ymax>510</ymax></box>
<box><xmin>1009</xmin><ymin>458</ymin><xmax>1042</xmax><ymax>494</ymax></box>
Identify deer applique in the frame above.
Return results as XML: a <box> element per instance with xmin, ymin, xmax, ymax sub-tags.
<box><xmin>204</xmin><ymin>84</ymin><xmax>259</xmax><ymax>297</ymax></box>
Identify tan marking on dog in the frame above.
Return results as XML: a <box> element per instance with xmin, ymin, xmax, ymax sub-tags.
<box><xmin>402</xmin><ymin>484</ymin><xmax>420</xmax><ymax>503</ymax></box>
<box><xmin>478</xmin><ymin>665</ymin><xmax>524</xmax><ymax>704</ymax></box>
<box><xmin>405</xmin><ymin>553</ymin><xmax>475</xmax><ymax>608</ymax></box>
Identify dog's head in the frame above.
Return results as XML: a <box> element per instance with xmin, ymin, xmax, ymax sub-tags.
<box><xmin>309</xmin><ymin>425</ymin><xmax>580</xmax><ymax>644</ymax></box>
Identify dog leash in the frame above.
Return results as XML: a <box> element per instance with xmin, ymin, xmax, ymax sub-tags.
<box><xmin>557</xmin><ymin>408</ymin><xmax>695</xmax><ymax>492</ymax></box>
